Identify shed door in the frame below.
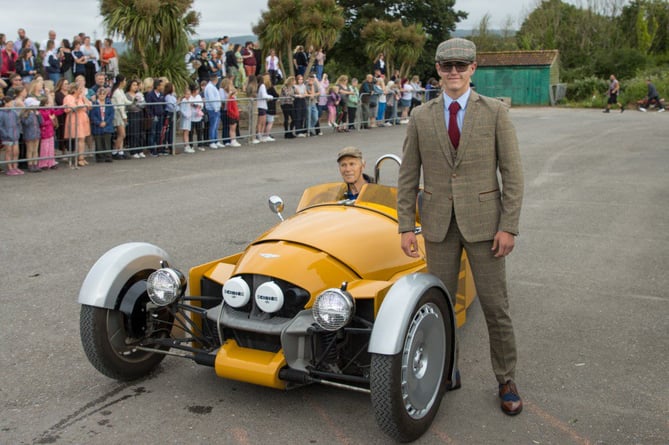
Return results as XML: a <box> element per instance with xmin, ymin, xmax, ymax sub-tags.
<box><xmin>473</xmin><ymin>67</ymin><xmax>550</xmax><ymax>106</ymax></box>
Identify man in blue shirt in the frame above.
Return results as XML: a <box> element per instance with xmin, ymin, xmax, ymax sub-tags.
<box><xmin>204</xmin><ymin>72</ymin><xmax>224</xmax><ymax>149</ymax></box>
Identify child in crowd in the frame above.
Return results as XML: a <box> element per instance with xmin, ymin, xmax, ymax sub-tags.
<box><xmin>89</xmin><ymin>87</ymin><xmax>115</xmax><ymax>163</ymax></box>
<box><xmin>37</xmin><ymin>92</ymin><xmax>63</xmax><ymax>169</ymax></box>
<box><xmin>0</xmin><ymin>91</ymin><xmax>23</xmax><ymax>175</ymax></box>
<box><xmin>327</xmin><ymin>85</ymin><xmax>340</xmax><ymax>128</ymax></box>
<box><xmin>198</xmin><ymin>80</ymin><xmax>209</xmax><ymax>146</ymax></box>
<box><xmin>189</xmin><ymin>83</ymin><xmax>205</xmax><ymax>151</ymax></box>
<box><xmin>225</xmin><ymin>83</ymin><xmax>242</xmax><ymax>147</ymax></box>
<box><xmin>179</xmin><ymin>87</ymin><xmax>194</xmax><ymax>153</ymax></box>
<box><xmin>21</xmin><ymin>95</ymin><xmax>43</xmax><ymax>172</ymax></box>
<box><xmin>163</xmin><ymin>82</ymin><xmax>177</xmax><ymax>154</ymax></box>
<box><xmin>266</xmin><ymin>77</ymin><xmax>280</xmax><ymax>141</ymax></box>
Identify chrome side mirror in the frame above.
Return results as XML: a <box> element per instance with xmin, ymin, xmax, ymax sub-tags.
<box><xmin>268</xmin><ymin>195</ymin><xmax>285</xmax><ymax>221</ymax></box>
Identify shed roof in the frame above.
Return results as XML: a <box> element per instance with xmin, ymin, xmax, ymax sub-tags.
<box><xmin>476</xmin><ymin>50</ymin><xmax>559</xmax><ymax>67</ymax></box>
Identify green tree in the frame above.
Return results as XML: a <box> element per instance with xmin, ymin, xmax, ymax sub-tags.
<box><xmin>330</xmin><ymin>0</ymin><xmax>466</xmax><ymax>80</ymax></box>
<box><xmin>470</xmin><ymin>13</ymin><xmax>495</xmax><ymax>51</ymax></box>
<box><xmin>516</xmin><ymin>0</ymin><xmax>617</xmax><ymax>74</ymax></box>
<box><xmin>618</xmin><ymin>0</ymin><xmax>669</xmax><ymax>55</ymax></box>
<box><xmin>100</xmin><ymin>0</ymin><xmax>199</xmax><ymax>90</ymax></box>
<box><xmin>636</xmin><ymin>6</ymin><xmax>654</xmax><ymax>54</ymax></box>
<box><xmin>361</xmin><ymin>20</ymin><xmax>425</xmax><ymax>79</ymax></box>
<box><xmin>300</xmin><ymin>0</ymin><xmax>345</xmax><ymax>75</ymax></box>
<box><xmin>253</xmin><ymin>0</ymin><xmax>302</xmax><ymax>77</ymax></box>
<box><xmin>254</xmin><ymin>0</ymin><xmax>343</xmax><ymax>77</ymax></box>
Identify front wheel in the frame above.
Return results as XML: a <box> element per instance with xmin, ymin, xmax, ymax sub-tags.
<box><xmin>370</xmin><ymin>289</ymin><xmax>452</xmax><ymax>442</ymax></box>
<box><xmin>80</xmin><ymin>301</ymin><xmax>172</xmax><ymax>381</ymax></box>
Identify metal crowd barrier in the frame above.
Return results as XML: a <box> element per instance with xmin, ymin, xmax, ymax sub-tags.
<box><xmin>0</xmin><ymin>89</ymin><xmax>431</xmax><ymax>169</ymax></box>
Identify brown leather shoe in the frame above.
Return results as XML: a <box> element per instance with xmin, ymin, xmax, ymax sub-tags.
<box><xmin>498</xmin><ymin>380</ymin><xmax>523</xmax><ymax>415</ymax></box>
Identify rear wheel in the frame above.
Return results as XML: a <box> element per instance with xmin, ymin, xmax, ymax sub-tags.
<box><xmin>370</xmin><ymin>289</ymin><xmax>452</xmax><ymax>442</ymax></box>
<box><xmin>80</xmin><ymin>281</ymin><xmax>174</xmax><ymax>381</ymax></box>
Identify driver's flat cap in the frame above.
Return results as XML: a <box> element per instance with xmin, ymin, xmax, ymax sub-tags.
<box><xmin>337</xmin><ymin>146</ymin><xmax>363</xmax><ymax>162</ymax></box>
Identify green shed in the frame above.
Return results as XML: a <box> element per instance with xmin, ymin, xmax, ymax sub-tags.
<box><xmin>472</xmin><ymin>50</ymin><xmax>560</xmax><ymax>106</ymax></box>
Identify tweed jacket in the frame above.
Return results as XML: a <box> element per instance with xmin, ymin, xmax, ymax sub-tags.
<box><xmin>397</xmin><ymin>91</ymin><xmax>524</xmax><ymax>243</ymax></box>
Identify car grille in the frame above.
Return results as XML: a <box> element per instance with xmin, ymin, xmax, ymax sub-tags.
<box><xmin>200</xmin><ymin>274</ymin><xmax>311</xmax><ymax>352</ymax></box>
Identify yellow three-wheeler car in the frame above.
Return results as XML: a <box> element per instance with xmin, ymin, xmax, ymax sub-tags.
<box><xmin>78</xmin><ymin>155</ymin><xmax>476</xmax><ymax>442</ymax></box>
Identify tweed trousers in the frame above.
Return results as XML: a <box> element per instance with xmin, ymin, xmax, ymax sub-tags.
<box><xmin>425</xmin><ymin>214</ymin><xmax>517</xmax><ymax>384</ymax></box>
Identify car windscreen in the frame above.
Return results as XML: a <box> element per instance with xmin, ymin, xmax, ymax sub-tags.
<box><xmin>296</xmin><ymin>183</ymin><xmax>398</xmax><ymax>217</ymax></box>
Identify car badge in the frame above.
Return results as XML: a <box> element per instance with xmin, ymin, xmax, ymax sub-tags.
<box><xmin>260</xmin><ymin>253</ymin><xmax>280</xmax><ymax>259</ymax></box>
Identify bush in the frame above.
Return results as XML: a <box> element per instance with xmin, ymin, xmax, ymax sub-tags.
<box><xmin>566</xmin><ymin>76</ymin><xmax>608</xmax><ymax>102</ymax></box>
<box><xmin>119</xmin><ymin>46</ymin><xmax>191</xmax><ymax>93</ymax></box>
<box><xmin>593</xmin><ymin>48</ymin><xmax>647</xmax><ymax>80</ymax></box>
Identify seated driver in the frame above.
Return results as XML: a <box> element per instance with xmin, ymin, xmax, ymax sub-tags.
<box><xmin>337</xmin><ymin>146</ymin><xmax>375</xmax><ymax>200</ymax></box>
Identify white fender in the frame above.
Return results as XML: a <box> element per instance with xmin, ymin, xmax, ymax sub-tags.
<box><xmin>78</xmin><ymin>242</ymin><xmax>171</xmax><ymax>309</ymax></box>
<box><xmin>368</xmin><ymin>273</ymin><xmax>456</xmax><ymax>355</ymax></box>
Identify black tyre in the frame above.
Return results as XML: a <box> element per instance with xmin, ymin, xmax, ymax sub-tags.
<box><xmin>80</xmin><ymin>302</ymin><xmax>172</xmax><ymax>381</ymax></box>
<box><xmin>370</xmin><ymin>288</ymin><xmax>453</xmax><ymax>442</ymax></box>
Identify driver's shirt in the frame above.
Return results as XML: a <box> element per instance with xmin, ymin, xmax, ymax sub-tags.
<box><xmin>344</xmin><ymin>188</ymin><xmax>360</xmax><ymax>200</ymax></box>
<box><xmin>343</xmin><ymin>174</ymin><xmax>374</xmax><ymax>200</ymax></box>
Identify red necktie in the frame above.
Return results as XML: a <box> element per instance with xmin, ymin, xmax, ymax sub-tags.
<box><xmin>448</xmin><ymin>101</ymin><xmax>460</xmax><ymax>149</ymax></box>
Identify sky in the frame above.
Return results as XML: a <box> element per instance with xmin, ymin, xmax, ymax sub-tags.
<box><xmin>0</xmin><ymin>0</ymin><xmax>600</xmax><ymax>44</ymax></box>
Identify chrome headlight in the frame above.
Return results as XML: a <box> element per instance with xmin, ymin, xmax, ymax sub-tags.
<box><xmin>313</xmin><ymin>288</ymin><xmax>355</xmax><ymax>331</ymax></box>
<box><xmin>146</xmin><ymin>268</ymin><xmax>186</xmax><ymax>306</ymax></box>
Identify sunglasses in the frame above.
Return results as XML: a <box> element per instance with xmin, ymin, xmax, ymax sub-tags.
<box><xmin>438</xmin><ymin>61</ymin><xmax>471</xmax><ymax>73</ymax></box>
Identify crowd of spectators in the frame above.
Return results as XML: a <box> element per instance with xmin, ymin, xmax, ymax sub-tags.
<box><xmin>1</xmin><ymin>28</ymin><xmax>438</xmax><ymax>177</ymax></box>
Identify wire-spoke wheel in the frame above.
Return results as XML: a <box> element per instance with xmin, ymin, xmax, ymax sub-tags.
<box><xmin>371</xmin><ymin>289</ymin><xmax>452</xmax><ymax>442</ymax></box>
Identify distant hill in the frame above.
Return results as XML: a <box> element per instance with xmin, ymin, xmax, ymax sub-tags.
<box><xmin>454</xmin><ymin>29</ymin><xmax>516</xmax><ymax>37</ymax></box>
<box><xmin>112</xmin><ymin>35</ymin><xmax>257</xmax><ymax>55</ymax></box>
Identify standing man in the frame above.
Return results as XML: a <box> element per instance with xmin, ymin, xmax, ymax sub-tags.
<box><xmin>145</xmin><ymin>78</ymin><xmax>166</xmax><ymax>156</ymax></box>
<box><xmin>604</xmin><ymin>74</ymin><xmax>624</xmax><ymax>113</ymax></box>
<box><xmin>41</xmin><ymin>30</ymin><xmax>57</xmax><ymax>53</ymax></box>
<box><xmin>359</xmin><ymin>74</ymin><xmax>374</xmax><ymax>129</ymax></box>
<box><xmin>204</xmin><ymin>72</ymin><xmax>224</xmax><ymax>149</ymax></box>
<box><xmin>241</xmin><ymin>41</ymin><xmax>256</xmax><ymax>78</ymax></box>
<box><xmin>218</xmin><ymin>36</ymin><xmax>230</xmax><ymax>53</ymax></box>
<box><xmin>397</xmin><ymin>38</ymin><xmax>525</xmax><ymax>416</ymax></box>
<box><xmin>15</xmin><ymin>28</ymin><xmax>37</xmax><ymax>56</ymax></box>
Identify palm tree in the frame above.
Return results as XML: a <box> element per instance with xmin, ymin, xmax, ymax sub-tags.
<box><xmin>253</xmin><ymin>0</ymin><xmax>302</xmax><ymax>78</ymax></box>
<box><xmin>395</xmin><ymin>24</ymin><xmax>426</xmax><ymax>79</ymax></box>
<box><xmin>299</xmin><ymin>0</ymin><xmax>345</xmax><ymax>75</ymax></box>
<box><xmin>362</xmin><ymin>20</ymin><xmax>403</xmax><ymax>76</ymax></box>
<box><xmin>362</xmin><ymin>20</ymin><xmax>426</xmax><ymax>79</ymax></box>
<box><xmin>100</xmin><ymin>0</ymin><xmax>199</xmax><ymax>89</ymax></box>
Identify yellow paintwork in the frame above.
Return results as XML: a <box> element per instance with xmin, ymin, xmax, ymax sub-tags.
<box><xmin>187</xmin><ymin>181</ymin><xmax>477</xmax><ymax>366</ymax></box>
<box><xmin>215</xmin><ymin>340</ymin><xmax>287</xmax><ymax>389</ymax></box>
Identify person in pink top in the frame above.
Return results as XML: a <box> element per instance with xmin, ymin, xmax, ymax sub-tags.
<box><xmin>37</xmin><ymin>92</ymin><xmax>64</xmax><ymax>169</ymax></box>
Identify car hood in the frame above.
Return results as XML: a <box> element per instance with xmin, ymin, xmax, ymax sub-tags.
<box><xmin>238</xmin><ymin>205</ymin><xmax>424</xmax><ymax>283</ymax></box>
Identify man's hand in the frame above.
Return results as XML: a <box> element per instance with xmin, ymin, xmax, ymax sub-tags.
<box><xmin>401</xmin><ymin>231</ymin><xmax>420</xmax><ymax>258</ymax></box>
<box><xmin>492</xmin><ymin>231</ymin><xmax>515</xmax><ymax>257</ymax></box>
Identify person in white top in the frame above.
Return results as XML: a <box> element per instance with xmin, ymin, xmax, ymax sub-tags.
<box><xmin>399</xmin><ymin>81</ymin><xmax>413</xmax><ymax>123</ymax></box>
<box><xmin>110</xmin><ymin>74</ymin><xmax>132</xmax><ymax>158</ymax></box>
<box><xmin>265</xmin><ymin>49</ymin><xmax>280</xmax><ymax>85</ymax></box>
<box><xmin>254</xmin><ymin>73</ymin><xmax>275</xmax><ymax>143</ymax></box>
<box><xmin>187</xmin><ymin>83</ymin><xmax>205</xmax><ymax>151</ymax></box>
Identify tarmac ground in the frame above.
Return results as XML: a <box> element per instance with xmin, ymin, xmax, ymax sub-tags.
<box><xmin>1</xmin><ymin>106</ymin><xmax>667</xmax><ymax>444</ymax></box>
